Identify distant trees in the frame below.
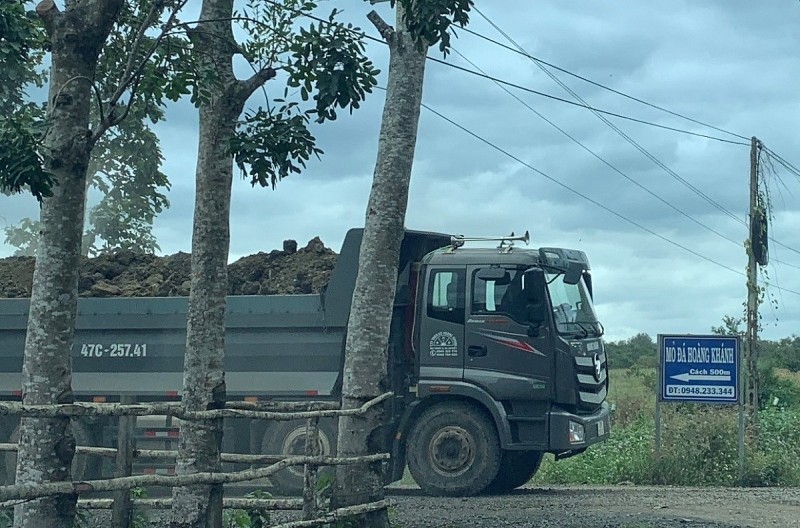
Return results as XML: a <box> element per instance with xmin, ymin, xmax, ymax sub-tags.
<box><xmin>605</xmin><ymin>323</ymin><xmax>800</xmax><ymax>375</ymax></box>
<box><xmin>605</xmin><ymin>333</ymin><xmax>658</xmax><ymax>369</ymax></box>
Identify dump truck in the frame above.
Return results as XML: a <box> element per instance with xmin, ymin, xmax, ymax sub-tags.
<box><xmin>0</xmin><ymin>228</ymin><xmax>610</xmax><ymax>496</ymax></box>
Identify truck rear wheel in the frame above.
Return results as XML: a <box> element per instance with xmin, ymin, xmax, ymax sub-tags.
<box><xmin>262</xmin><ymin>419</ymin><xmax>337</xmax><ymax>496</ymax></box>
<box><xmin>406</xmin><ymin>402</ymin><xmax>501</xmax><ymax>496</ymax></box>
<box><xmin>484</xmin><ymin>450</ymin><xmax>543</xmax><ymax>493</ymax></box>
<box><xmin>1</xmin><ymin>420</ymin><xmax>95</xmax><ymax>484</ymax></box>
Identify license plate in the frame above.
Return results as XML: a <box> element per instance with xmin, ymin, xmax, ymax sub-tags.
<box><xmin>597</xmin><ymin>420</ymin><xmax>605</xmax><ymax>436</ymax></box>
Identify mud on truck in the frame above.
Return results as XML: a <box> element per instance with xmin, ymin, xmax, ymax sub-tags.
<box><xmin>0</xmin><ymin>228</ymin><xmax>610</xmax><ymax>496</ymax></box>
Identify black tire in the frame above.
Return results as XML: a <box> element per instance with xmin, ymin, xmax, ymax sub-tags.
<box><xmin>1</xmin><ymin>420</ymin><xmax>95</xmax><ymax>484</ymax></box>
<box><xmin>262</xmin><ymin>418</ymin><xmax>337</xmax><ymax>496</ymax></box>
<box><xmin>406</xmin><ymin>402</ymin><xmax>501</xmax><ymax>496</ymax></box>
<box><xmin>484</xmin><ymin>450</ymin><xmax>543</xmax><ymax>494</ymax></box>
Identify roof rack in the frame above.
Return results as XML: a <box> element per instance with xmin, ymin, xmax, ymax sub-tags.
<box><xmin>449</xmin><ymin>231</ymin><xmax>530</xmax><ymax>253</ymax></box>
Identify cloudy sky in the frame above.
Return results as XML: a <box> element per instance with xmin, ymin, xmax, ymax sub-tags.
<box><xmin>3</xmin><ymin>0</ymin><xmax>800</xmax><ymax>342</ymax></box>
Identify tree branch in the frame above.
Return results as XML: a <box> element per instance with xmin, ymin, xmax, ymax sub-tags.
<box><xmin>35</xmin><ymin>0</ymin><xmax>60</xmax><ymax>37</ymax></box>
<box><xmin>367</xmin><ymin>10</ymin><xmax>394</xmax><ymax>41</ymax></box>
<box><xmin>92</xmin><ymin>0</ymin><xmax>189</xmax><ymax>144</ymax></box>
<box><xmin>113</xmin><ymin>0</ymin><xmax>166</xmax><ymax>97</ymax></box>
<box><xmin>237</xmin><ymin>66</ymin><xmax>278</xmax><ymax>103</ymax></box>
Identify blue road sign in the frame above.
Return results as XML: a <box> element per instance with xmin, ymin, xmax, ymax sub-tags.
<box><xmin>659</xmin><ymin>335</ymin><xmax>740</xmax><ymax>404</ymax></box>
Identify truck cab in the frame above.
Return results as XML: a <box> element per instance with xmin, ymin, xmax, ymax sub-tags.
<box><xmin>395</xmin><ymin>234</ymin><xmax>610</xmax><ymax>495</ymax></box>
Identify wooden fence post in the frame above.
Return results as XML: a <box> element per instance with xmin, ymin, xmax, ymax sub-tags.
<box><xmin>112</xmin><ymin>395</ymin><xmax>136</xmax><ymax>528</ymax></box>
<box><xmin>301</xmin><ymin>417</ymin><xmax>320</xmax><ymax>520</ymax></box>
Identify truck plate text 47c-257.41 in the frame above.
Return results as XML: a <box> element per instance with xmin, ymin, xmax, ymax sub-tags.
<box><xmin>80</xmin><ymin>343</ymin><xmax>148</xmax><ymax>358</ymax></box>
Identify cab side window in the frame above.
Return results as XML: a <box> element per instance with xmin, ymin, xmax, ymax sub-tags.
<box><xmin>471</xmin><ymin>268</ymin><xmax>525</xmax><ymax>322</ymax></box>
<box><xmin>427</xmin><ymin>269</ymin><xmax>465</xmax><ymax>325</ymax></box>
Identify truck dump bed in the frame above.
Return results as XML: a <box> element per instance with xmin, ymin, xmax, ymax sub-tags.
<box><xmin>0</xmin><ymin>295</ymin><xmax>344</xmax><ymax>400</ymax></box>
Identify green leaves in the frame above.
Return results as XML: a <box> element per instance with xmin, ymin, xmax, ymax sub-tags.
<box><xmin>0</xmin><ymin>1</ymin><xmax>47</xmax><ymax>114</ymax></box>
<box><xmin>230</xmin><ymin>104</ymin><xmax>323</xmax><ymax>189</ymax></box>
<box><xmin>0</xmin><ymin>108</ymin><xmax>53</xmax><ymax>201</ymax></box>
<box><xmin>0</xmin><ymin>1</ymin><xmax>51</xmax><ymax>199</ymax></box>
<box><xmin>395</xmin><ymin>0</ymin><xmax>474</xmax><ymax>55</ymax></box>
<box><xmin>285</xmin><ymin>12</ymin><xmax>379</xmax><ymax>123</ymax></box>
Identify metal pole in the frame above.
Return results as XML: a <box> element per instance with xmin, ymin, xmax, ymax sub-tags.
<box><xmin>655</xmin><ymin>335</ymin><xmax>663</xmax><ymax>453</ymax></box>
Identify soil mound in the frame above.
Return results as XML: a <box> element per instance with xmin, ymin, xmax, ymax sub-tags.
<box><xmin>0</xmin><ymin>238</ymin><xmax>337</xmax><ymax>298</ymax></box>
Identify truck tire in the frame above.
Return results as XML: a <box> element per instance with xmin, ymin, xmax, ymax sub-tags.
<box><xmin>1</xmin><ymin>420</ymin><xmax>95</xmax><ymax>484</ymax></box>
<box><xmin>484</xmin><ymin>450</ymin><xmax>543</xmax><ymax>494</ymax></box>
<box><xmin>406</xmin><ymin>402</ymin><xmax>501</xmax><ymax>496</ymax></box>
<box><xmin>262</xmin><ymin>419</ymin><xmax>337</xmax><ymax>496</ymax></box>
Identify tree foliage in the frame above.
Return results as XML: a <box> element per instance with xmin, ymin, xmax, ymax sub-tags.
<box><xmin>224</xmin><ymin>1</ymin><xmax>379</xmax><ymax>189</ymax></box>
<box><xmin>1</xmin><ymin>0</ymin><xmax>180</xmax><ymax>256</ymax></box>
<box><xmin>394</xmin><ymin>0</ymin><xmax>474</xmax><ymax>54</ymax></box>
<box><xmin>0</xmin><ymin>1</ymin><xmax>51</xmax><ymax>200</ymax></box>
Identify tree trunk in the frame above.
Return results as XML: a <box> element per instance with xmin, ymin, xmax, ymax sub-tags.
<box><xmin>14</xmin><ymin>1</ymin><xmax>122</xmax><ymax>527</ymax></box>
<box><xmin>332</xmin><ymin>7</ymin><xmax>427</xmax><ymax>527</ymax></box>
<box><xmin>169</xmin><ymin>1</ymin><xmax>258</xmax><ymax>526</ymax></box>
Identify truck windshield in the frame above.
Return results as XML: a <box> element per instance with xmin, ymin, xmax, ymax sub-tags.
<box><xmin>545</xmin><ymin>272</ymin><xmax>601</xmax><ymax>337</ymax></box>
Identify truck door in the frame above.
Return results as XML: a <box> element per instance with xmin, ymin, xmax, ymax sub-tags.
<box><xmin>463</xmin><ymin>266</ymin><xmax>551</xmax><ymax>403</ymax></box>
<box><xmin>417</xmin><ymin>267</ymin><xmax>466</xmax><ymax>381</ymax></box>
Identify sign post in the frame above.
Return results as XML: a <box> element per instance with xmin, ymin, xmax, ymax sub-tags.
<box><xmin>656</xmin><ymin>335</ymin><xmax>743</xmax><ymax>474</ymax></box>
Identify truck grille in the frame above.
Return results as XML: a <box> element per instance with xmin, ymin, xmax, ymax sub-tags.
<box><xmin>574</xmin><ymin>352</ymin><xmax>607</xmax><ymax>412</ymax></box>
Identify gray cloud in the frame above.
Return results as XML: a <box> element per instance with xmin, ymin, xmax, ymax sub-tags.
<box><xmin>3</xmin><ymin>0</ymin><xmax>799</xmax><ymax>343</ymax></box>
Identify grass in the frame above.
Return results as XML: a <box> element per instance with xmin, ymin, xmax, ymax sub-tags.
<box><xmin>532</xmin><ymin>367</ymin><xmax>800</xmax><ymax>487</ymax></box>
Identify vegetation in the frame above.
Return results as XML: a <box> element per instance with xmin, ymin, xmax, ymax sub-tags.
<box><xmin>534</xmin><ymin>365</ymin><xmax>800</xmax><ymax>487</ymax></box>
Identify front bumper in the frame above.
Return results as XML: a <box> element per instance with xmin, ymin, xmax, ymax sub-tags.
<box><xmin>548</xmin><ymin>402</ymin><xmax>610</xmax><ymax>452</ymax></box>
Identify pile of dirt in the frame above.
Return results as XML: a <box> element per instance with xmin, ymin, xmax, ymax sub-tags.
<box><xmin>0</xmin><ymin>238</ymin><xmax>337</xmax><ymax>298</ymax></box>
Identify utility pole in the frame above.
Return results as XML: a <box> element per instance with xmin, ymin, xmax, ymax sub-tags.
<box><xmin>745</xmin><ymin>136</ymin><xmax>760</xmax><ymax>424</ymax></box>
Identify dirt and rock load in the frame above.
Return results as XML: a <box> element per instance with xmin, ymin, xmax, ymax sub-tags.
<box><xmin>0</xmin><ymin>237</ymin><xmax>337</xmax><ymax>298</ymax></box>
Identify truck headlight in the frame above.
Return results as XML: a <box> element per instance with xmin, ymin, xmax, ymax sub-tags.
<box><xmin>568</xmin><ymin>421</ymin><xmax>585</xmax><ymax>443</ymax></box>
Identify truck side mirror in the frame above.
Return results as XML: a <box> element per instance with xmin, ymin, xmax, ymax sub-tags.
<box><xmin>563</xmin><ymin>263</ymin><xmax>583</xmax><ymax>285</ymax></box>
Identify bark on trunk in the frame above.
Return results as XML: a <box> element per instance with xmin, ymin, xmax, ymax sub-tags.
<box><xmin>14</xmin><ymin>2</ymin><xmax>122</xmax><ymax>527</ymax></box>
<box><xmin>169</xmin><ymin>1</ymin><xmax>257</xmax><ymax>526</ymax></box>
<box><xmin>332</xmin><ymin>7</ymin><xmax>427</xmax><ymax>527</ymax></box>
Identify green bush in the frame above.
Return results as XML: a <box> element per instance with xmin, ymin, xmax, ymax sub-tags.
<box><xmin>534</xmin><ymin>417</ymin><xmax>654</xmax><ymax>485</ymax></box>
<box><xmin>535</xmin><ymin>404</ymin><xmax>800</xmax><ymax>487</ymax></box>
<box><xmin>759</xmin><ymin>364</ymin><xmax>800</xmax><ymax>409</ymax></box>
<box><xmin>649</xmin><ymin>408</ymin><xmax>739</xmax><ymax>486</ymax></box>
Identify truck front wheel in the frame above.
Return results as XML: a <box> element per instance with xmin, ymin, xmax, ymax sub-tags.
<box><xmin>406</xmin><ymin>402</ymin><xmax>501</xmax><ymax>496</ymax></box>
<box><xmin>484</xmin><ymin>450</ymin><xmax>543</xmax><ymax>493</ymax></box>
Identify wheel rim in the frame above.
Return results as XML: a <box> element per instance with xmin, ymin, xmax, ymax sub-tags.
<box><xmin>428</xmin><ymin>425</ymin><xmax>476</xmax><ymax>477</ymax></box>
<box><xmin>282</xmin><ymin>426</ymin><xmax>331</xmax><ymax>478</ymax></box>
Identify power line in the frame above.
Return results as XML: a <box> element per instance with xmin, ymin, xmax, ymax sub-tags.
<box><xmin>425</xmin><ymin>57</ymin><xmax>749</xmax><ymax>146</ymax></box>
<box><xmin>450</xmin><ymin>48</ymin><xmax>745</xmax><ymax>249</ymax></box>
<box><xmin>471</xmin><ymin>7</ymin><xmax>748</xmax><ymax>229</ymax></box>
<box><xmin>458</xmin><ymin>25</ymin><xmax>751</xmax><ymax>143</ymax></box>
<box><xmin>451</xmin><ymin>48</ymin><xmax>800</xmax><ymax>271</ymax></box>
<box><xmin>410</xmin><ymin>95</ymin><xmax>800</xmax><ymax>297</ymax></box>
<box><xmin>269</xmin><ymin>0</ymin><xmax>747</xmax><ymax>145</ymax></box>
<box><xmin>260</xmin><ymin>0</ymin><xmax>800</xmax><ymax>267</ymax></box>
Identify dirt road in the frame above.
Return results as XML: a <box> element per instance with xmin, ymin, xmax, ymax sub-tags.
<box><xmin>387</xmin><ymin>485</ymin><xmax>800</xmax><ymax>527</ymax></box>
